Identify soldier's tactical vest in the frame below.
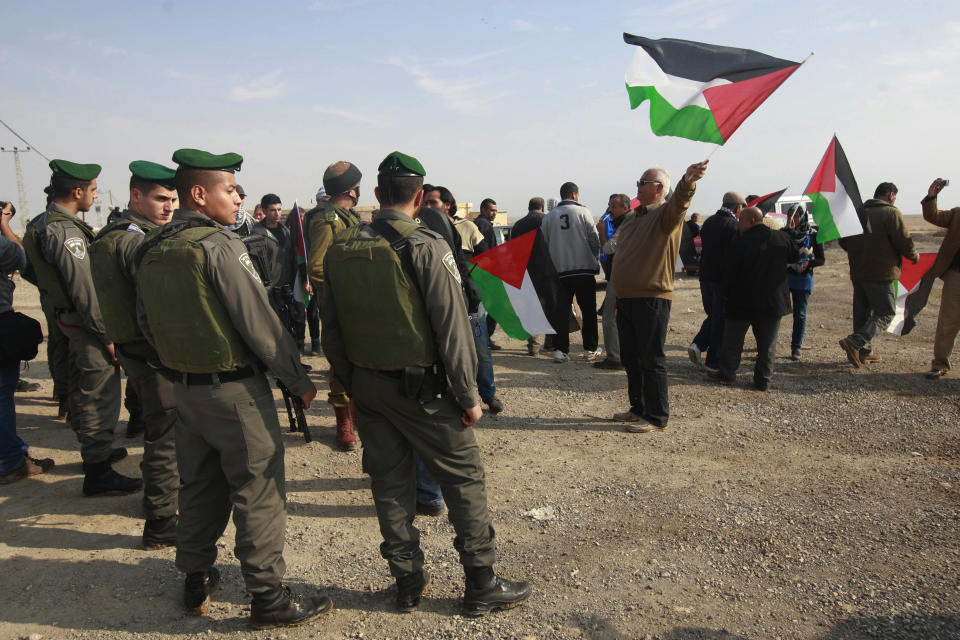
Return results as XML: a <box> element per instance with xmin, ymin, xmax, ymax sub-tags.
<box><xmin>90</xmin><ymin>219</ymin><xmax>148</xmax><ymax>344</ymax></box>
<box><xmin>304</xmin><ymin>203</ymin><xmax>362</xmax><ymax>240</ymax></box>
<box><xmin>22</xmin><ymin>211</ymin><xmax>95</xmax><ymax>309</ymax></box>
<box><xmin>325</xmin><ymin>218</ymin><xmax>435</xmax><ymax>370</ymax></box>
<box><xmin>138</xmin><ymin>225</ymin><xmax>248</xmax><ymax>373</ymax></box>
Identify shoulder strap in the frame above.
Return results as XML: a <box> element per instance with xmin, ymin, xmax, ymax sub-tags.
<box><xmin>369</xmin><ymin>218</ymin><xmax>424</xmax><ymax>300</ymax></box>
<box><xmin>133</xmin><ymin>218</ymin><xmax>218</xmax><ymax>268</ymax></box>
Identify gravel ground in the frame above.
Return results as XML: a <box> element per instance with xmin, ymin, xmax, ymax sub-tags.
<box><xmin>1</xmin><ymin>226</ymin><xmax>958</xmax><ymax>640</ymax></box>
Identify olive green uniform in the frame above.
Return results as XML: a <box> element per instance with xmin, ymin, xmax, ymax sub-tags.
<box><xmin>137</xmin><ymin>209</ymin><xmax>311</xmax><ymax>596</ymax></box>
<box><xmin>321</xmin><ymin>209</ymin><xmax>495</xmax><ymax>578</ymax></box>
<box><xmin>90</xmin><ymin>210</ymin><xmax>179</xmax><ymax>520</ymax></box>
<box><xmin>304</xmin><ymin>201</ymin><xmax>361</xmax><ymax>409</ymax></box>
<box><xmin>23</xmin><ymin>203</ymin><xmax>120</xmax><ymax>463</ymax></box>
<box><xmin>39</xmin><ymin>291</ymin><xmax>71</xmax><ymax>401</ymax></box>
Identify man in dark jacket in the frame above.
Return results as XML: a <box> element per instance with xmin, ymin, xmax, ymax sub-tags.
<box><xmin>511</xmin><ymin>197</ymin><xmax>547</xmax><ymax>356</ymax></box>
<box><xmin>838</xmin><ymin>182</ymin><xmax>918</xmax><ymax>368</ymax></box>
<box><xmin>715</xmin><ymin>207</ymin><xmax>798</xmax><ymax>391</ymax></box>
<box><xmin>689</xmin><ymin>192</ymin><xmax>744</xmax><ymax>372</ymax></box>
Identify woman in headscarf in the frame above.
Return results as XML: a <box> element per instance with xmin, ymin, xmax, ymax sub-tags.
<box><xmin>786</xmin><ymin>204</ymin><xmax>825</xmax><ymax>360</ymax></box>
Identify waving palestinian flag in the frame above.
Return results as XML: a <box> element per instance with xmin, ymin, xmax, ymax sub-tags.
<box><xmin>289</xmin><ymin>202</ymin><xmax>311</xmax><ymax>309</ymax></box>
<box><xmin>623</xmin><ymin>34</ymin><xmax>801</xmax><ymax>144</ymax></box>
<box><xmin>468</xmin><ymin>229</ymin><xmax>564</xmax><ymax>340</ymax></box>
<box><xmin>888</xmin><ymin>253</ymin><xmax>937</xmax><ymax>335</ymax></box>
<box><xmin>747</xmin><ymin>188</ymin><xmax>788</xmax><ymax>214</ymax></box>
<box><xmin>804</xmin><ymin>136</ymin><xmax>864</xmax><ymax>244</ymax></box>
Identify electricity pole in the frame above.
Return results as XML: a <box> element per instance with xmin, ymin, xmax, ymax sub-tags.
<box><xmin>1</xmin><ymin>146</ymin><xmax>30</xmax><ymax>226</ymax></box>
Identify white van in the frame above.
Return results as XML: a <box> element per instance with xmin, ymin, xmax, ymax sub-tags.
<box><xmin>769</xmin><ymin>194</ymin><xmax>815</xmax><ymax>229</ymax></box>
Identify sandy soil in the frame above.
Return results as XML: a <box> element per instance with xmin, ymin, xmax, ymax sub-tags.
<box><xmin>1</xmin><ymin>221</ymin><xmax>958</xmax><ymax>640</ymax></box>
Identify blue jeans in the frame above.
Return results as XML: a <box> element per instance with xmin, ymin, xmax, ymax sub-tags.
<box><xmin>469</xmin><ymin>311</ymin><xmax>496</xmax><ymax>400</ymax></box>
<box><xmin>414</xmin><ymin>454</ymin><xmax>443</xmax><ymax>507</ymax></box>
<box><xmin>0</xmin><ymin>364</ymin><xmax>27</xmax><ymax>475</ymax></box>
<box><xmin>790</xmin><ymin>289</ymin><xmax>811</xmax><ymax>351</ymax></box>
<box><xmin>692</xmin><ymin>280</ymin><xmax>725</xmax><ymax>368</ymax></box>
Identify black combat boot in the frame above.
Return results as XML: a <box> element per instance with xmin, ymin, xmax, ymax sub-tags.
<box><xmin>107</xmin><ymin>447</ymin><xmax>128</xmax><ymax>463</ymax></box>
<box><xmin>396</xmin><ymin>570</ymin><xmax>430</xmax><ymax>612</ymax></box>
<box><xmin>142</xmin><ymin>515</ymin><xmax>178</xmax><ymax>550</ymax></box>
<box><xmin>81</xmin><ymin>461</ymin><xmax>143</xmax><ymax>497</ymax></box>
<box><xmin>461</xmin><ymin>566</ymin><xmax>531</xmax><ymax>617</ymax></box>
<box><xmin>249</xmin><ymin>586</ymin><xmax>332</xmax><ymax>629</ymax></box>
<box><xmin>184</xmin><ymin>567</ymin><xmax>220</xmax><ymax>615</ymax></box>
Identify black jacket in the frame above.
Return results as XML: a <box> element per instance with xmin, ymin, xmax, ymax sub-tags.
<box><xmin>511</xmin><ymin>211</ymin><xmax>544</xmax><ymax>239</ymax></box>
<box><xmin>723</xmin><ymin>224</ymin><xmax>799</xmax><ymax>320</ymax></box>
<box><xmin>698</xmin><ymin>209</ymin><xmax>739</xmax><ymax>283</ymax></box>
<box><xmin>474</xmin><ymin>215</ymin><xmax>497</xmax><ymax>250</ymax></box>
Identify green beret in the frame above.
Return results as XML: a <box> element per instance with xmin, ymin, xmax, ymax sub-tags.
<box><xmin>378</xmin><ymin>151</ymin><xmax>425</xmax><ymax>177</ymax></box>
<box><xmin>129</xmin><ymin>160</ymin><xmax>177</xmax><ymax>189</ymax></box>
<box><xmin>171</xmin><ymin>148</ymin><xmax>243</xmax><ymax>172</ymax></box>
<box><xmin>49</xmin><ymin>159</ymin><xmax>101</xmax><ymax>181</ymax></box>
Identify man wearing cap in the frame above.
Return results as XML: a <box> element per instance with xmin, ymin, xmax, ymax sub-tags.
<box><xmin>136</xmin><ymin>148</ymin><xmax>328</xmax><ymax>628</ymax></box>
<box><xmin>304</xmin><ymin>161</ymin><xmax>363</xmax><ymax>451</ymax></box>
<box><xmin>90</xmin><ymin>161</ymin><xmax>181</xmax><ymax>548</ymax></box>
<box><xmin>322</xmin><ymin>151</ymin><xmax>531</xmax><ymax>616</ymax></box>
<box><xmin>688</xmin><ymin>191</ymin><xmax>746</xmax><ymax>373</ymax></box>
<box><xmin>611</xmin><ymin>162</ymin><xmax>708</xmax><ymax>432</ymax></box>
<box><xmin>22</xmin><ymin>160</ymin><xmax>142</xmax><ymax>496</ymax></box>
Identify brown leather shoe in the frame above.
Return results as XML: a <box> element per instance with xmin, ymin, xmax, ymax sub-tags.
<box><xmin>839</xmin><ymin>338</ymin><xmax>862</xmax><ymax>368</ymax></box>
<box><xmin>862</xmin><ymin>353</ymin><xmax>882</xmax><ymax>364</ymax></box>
<box><xmin>334</xmin><ymin>405</ymin><xmax>358</xmax><ymax>451</ymax></box>
<box><xmin>0</xmin><ymin>456</ymin><xmax>51</xmax><ymax>484</ymax></box>
<box><xmin>925</xmin><ymin>367</ymin><xmax>947</xmax><ymax>379</ymax></box>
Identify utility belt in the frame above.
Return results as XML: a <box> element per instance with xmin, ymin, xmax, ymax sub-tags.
<box><xmin>378</xmin><ymin>362</ymin><xmax>448</xmax><ymax>404</ymax></box>
<box><xmin>160</xmin><ymin>364</ymin><xmax>261</xmax><ymax>386</ymax></box>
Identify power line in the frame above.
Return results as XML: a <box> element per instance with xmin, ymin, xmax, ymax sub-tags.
<box><xmin>0</xmin><ymin>117</ymin><xmax>51</xmax><ymax>162</ymax></box>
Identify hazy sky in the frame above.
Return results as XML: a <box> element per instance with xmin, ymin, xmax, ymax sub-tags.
<box><xmin>1</xmin><ymin>0</ymin><xmax>958</xmax><ymax>230</ymax></box>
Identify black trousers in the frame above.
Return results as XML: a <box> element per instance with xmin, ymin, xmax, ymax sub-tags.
<box><xmin>555</xmin><ymin>275</ymin><xmax>599</xmax><ymax>353</ymax></box>
<box><xmin>718</xmin><ymin>316</ymin><xmax>781</xmax><ymax>389</ymax></box>
<box><xmin>616</xmin><ymin>297</ymin><xmax>671</xmax><ymax>426</ymax></box>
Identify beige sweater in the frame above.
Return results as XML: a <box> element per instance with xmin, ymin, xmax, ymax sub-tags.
<box><xmin>610</xmin><ymin>178</ymin><xmax>696</xmax><ymax>300</ymax></box>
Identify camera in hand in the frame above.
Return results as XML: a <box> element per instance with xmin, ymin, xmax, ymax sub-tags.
<box><xmin>941</xmin><ymin>179</ymin><xmax>950</xmax><ymax>188</ymax></box>
<box><xmin>0</xmin><ymin>200</ymin><xmax>16</xmax><ymax>215</ymax></box>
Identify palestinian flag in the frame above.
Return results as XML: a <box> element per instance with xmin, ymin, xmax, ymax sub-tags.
<box><xmin>623</xmin><ymin>34</ymin><xmax>801</xmax><ymax>144</ymax></box>
<box><xmin>289</xmin><ymin>202</ymin><xmax>311</xmax><ymax>308</ymax></box>
<box><xmin>888</xmin><ymin>253</ymin><xmax>937</xmax><ymax>335</ymax></box>
<box><xmin>468</xmin><ymin>229</ymin><xmax>564</xmax><ymax>340</ymax></box>
<box><xmin>747</xmin><ymin>188</ymin><xmax>788</xmax><ymax>214</ymax></box>
<box><xmin>803</xmin><ymin>136</ymin><xmax>864</xmax><ymax>244</ymax></box>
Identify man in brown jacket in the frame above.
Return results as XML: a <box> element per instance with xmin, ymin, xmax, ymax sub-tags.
<box><xmin>921</xmin><ymin>178</ymin><xmax>960</xmax><ymax>378</ymax></box>
<box><xmin>838</xmin><ymin>182</ymin><xmax>918</xmax><ymax>368</ymax></box>
<box><xmin>610</xmin><ymin>161</ymin><xmax>708</xmax><ymax>432</ymax></box>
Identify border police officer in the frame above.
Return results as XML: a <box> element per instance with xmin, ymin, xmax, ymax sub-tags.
<box><xmin>22</xmin><ymin>160</ymin><xmax>141</xmax><ymax>496</ymax></box>
<box><xmin>136</xmin><ymin>149</ymin><xmax>330</xmax><ymax>629</ymax></box>
<box><xmin>321</xmin><ymin>151</ymin><xmax>531</xmax><ymax>616</ymax></box>
<box><xmin>90</xmin><ymin>161</ymin><xmax>181</xmax><ymax>548</ymax></box>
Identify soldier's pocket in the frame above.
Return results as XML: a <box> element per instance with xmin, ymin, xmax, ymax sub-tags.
<box><xmin>233</xmin><ymin>392</ymin><xmax>282</xmax><ymax>466</ymax></box>
<box><xmin>419</xmin><ymin>395</ymin><xmax>463</xmax><ymax>424</ymax></box>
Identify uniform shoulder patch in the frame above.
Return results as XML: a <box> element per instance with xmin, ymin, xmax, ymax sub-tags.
<box><xmin>239</xmin><ymin>252</ymin><xmax>263</xmax><ymax>284</ymax></box>
<box><xmin>442</xmin><ymin>251</ymin><xmax>462</xmax><ymax>285</ymax></box>
<box><xmin>64</xmin><ymin>237</ymin><xmax>86</xmax><ymax>260</ymax></box>
<box><xmin>126</xmin><ymin>223</ymin><xmax>144</xmax><ymax>234</ymax></box>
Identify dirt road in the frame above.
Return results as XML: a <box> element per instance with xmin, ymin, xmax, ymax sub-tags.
<box><xmin>2</xmin><ymin>227</ymin><xmax>957</xmax><ymax>640</ymax></box>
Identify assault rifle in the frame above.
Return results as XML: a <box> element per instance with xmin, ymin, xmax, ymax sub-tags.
<box><xmin>271</xmin><ymin>284</ymin><xmax>312</xmax><ymax>442</ymax></box>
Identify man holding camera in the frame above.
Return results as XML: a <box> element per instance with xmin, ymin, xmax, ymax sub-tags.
<box><xmin>920</xmin><ymin>178</ymin><xmax>960</xmax><ymax>378</ymax></box>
